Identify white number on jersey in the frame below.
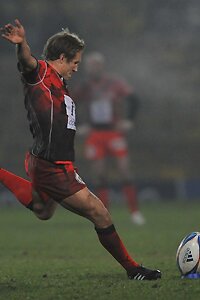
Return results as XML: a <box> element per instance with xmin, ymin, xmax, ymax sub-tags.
<box><xmin>64</xmin><ymin>95</ymin><xmax>76</xmax><ymax>130</ymax></box>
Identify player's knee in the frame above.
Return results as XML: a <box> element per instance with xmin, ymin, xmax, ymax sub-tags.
<box><xmin>35</xmin><ymin>211</ymin><xmax>53</xmax><ymax>220</ymax></box>
<box><xmin>91</xmin><ymin>205</ymin><xmax>111</xmax><ymax>227</ymax></box>
<box><xmin>36</xmin><ymin>212</ymin><xmax>52</xmax><ymax>221</ymax></box>
<box><xmin>33</xmin><ymin>203</ymin><xmax>53</xmax><ymax>221</ymax></box>
<box><xmin>84</xmin><ymin>192</ymin><xmax>112</xmax><ymax>226</ymax></box>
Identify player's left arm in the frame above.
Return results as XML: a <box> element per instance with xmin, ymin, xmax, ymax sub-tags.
<box><xmin>125</xmin><ymin>93</ymin><xmax>140</xmax><ymax>120</ymax></box>
<box><xmin>114</xmin><ymin>76</ymin><xmax>140</xmax><ymax>131</ymax></box>
<box><xmin>116</xmin><ymin>93</ymin><xmax>140</xmax><ymax>131</ymax></box>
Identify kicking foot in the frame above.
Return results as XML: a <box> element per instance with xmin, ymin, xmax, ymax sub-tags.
<box><xmin>127</xmin><ymin>266</ymin><xmax>161</xmax><ymax>280</ymax></box>
<box><xmin>131</xmin><ymin>211</ymin><xmax>146</xmax><ymax>225</ymax></box>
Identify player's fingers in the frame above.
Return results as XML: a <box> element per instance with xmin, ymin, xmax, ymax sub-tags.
<box><xmin>0</xmin><ymin>27</ymin><xmax>10</xmax><ymax>36</ymax></box>
<box><xmin>0</xmin><ymin>33</ymin><xmax>12</xmax><ymax>40</ymax></box>
<box><xmin>5</xmin><ymin>23</ymin><xmax>13</xmax><ymax>28</ymax></box>
<box><xmin>15</xmin><ymin>19</ymin><xmax>22</xmax><ymax>28</ymax></box>
<box><xmin>1</xmin><ymin>34</ymin><xmax>7</xmax><ymax>39</ymax></box>
<box><xmin>4</xmin><ymin>24</ymin><xmax>14</xmax><ymax>33</ymax></box>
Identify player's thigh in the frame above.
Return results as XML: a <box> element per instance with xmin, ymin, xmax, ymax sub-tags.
<box><xmin>60</xmin><ymin>187</ymin><xmax>112</xmax><ymax>227</ymax></box>
<box><xmin>108</xmin><ymin>132</ymin><xmax>128</xmax><ymax>156</ymax></box>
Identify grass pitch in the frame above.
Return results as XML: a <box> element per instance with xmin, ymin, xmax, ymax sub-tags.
<box><xmin>0</xmin><ymin>200</ymin><xmax>200</xmax><ymax>300</ymax></box>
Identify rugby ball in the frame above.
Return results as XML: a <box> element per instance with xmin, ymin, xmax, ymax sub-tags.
<box><xmin>176</xmin><ymin>232</ymin><xmax>200</xmax><ymax>276</ymax></box>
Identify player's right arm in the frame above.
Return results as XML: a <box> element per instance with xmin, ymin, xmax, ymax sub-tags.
<box><xmin>0</xmin><ymin>19</ymin><xmax>37</xmax><ymax>73</ymax></box>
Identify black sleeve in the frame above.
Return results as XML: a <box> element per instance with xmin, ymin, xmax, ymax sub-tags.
<box><xmin>17</xmin><ymin>56</ymin><xmax>39</xmax><ymax>84</ymax></box>
<box><xmin>126</xmin><ymin>93</ymin><xmax>140</xmax><ymax>120</ymax></box>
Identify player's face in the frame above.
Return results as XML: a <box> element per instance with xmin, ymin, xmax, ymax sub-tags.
<box><xmin>85</xmin><ymin>59</ymin><xmax>104</xmax><ymax>80</ymax></box>
<box><xmin>62</xmin><ymin>51</ymin><xmax>82</xmax><ymax>80</ymax></box>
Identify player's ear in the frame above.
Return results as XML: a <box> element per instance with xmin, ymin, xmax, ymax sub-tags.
<box><xmin>59</xmin><ymin>53</ymin><xmax>66</xmax><ymax>63</ymax></box>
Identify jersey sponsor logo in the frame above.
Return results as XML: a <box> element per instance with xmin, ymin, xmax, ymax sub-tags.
<box><xmin>64</xmin><ymin>95</ymin><xmax>76</xmax><ymax>130</ymax></box>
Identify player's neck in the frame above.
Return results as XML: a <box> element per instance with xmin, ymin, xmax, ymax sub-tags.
<box><xmin>47</xmin><ymin>60</ymin><xmax>61</xmax><ymax>75</ymax></box>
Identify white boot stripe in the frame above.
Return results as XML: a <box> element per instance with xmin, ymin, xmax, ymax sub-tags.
<box><xmin>133</xmin><ymin>274</ymin><xmax>146</xmax><ymax>280</ymax></box>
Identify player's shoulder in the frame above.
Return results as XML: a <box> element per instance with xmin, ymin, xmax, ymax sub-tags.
<box><xmin>38</xmin><ymin>60</ymin><xmax>48</xmax><ymax>72</ymax></box>
<box><xmin>106</xmin><ymin>73</ymin><xmax>127</xmax><ymax>85</ymax></box>
<box><xmin>38</xmin><ymin>59</ymin><xmax>46</xmax><ymax>67</ymax></box>
<box><xmin>106</xmin><ymin>73</ymin><xmax>131</xmax><ymax>91</ymax></box>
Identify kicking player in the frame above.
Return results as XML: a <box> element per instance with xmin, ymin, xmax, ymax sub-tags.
<box><xmin>0</xmin><ymin>19</ymin><xmax>161</xmax><ymax>280</ymax></box>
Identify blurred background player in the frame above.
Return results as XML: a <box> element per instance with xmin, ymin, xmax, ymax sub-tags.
<box><xmin>73</xmin><ymin>52</ymin><xmax>145</xmax><ymax>225</ymax></box>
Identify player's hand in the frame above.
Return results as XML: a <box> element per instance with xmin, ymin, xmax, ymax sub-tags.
<box><xmin>0</xmin><ymin>19</ymin><xmax>25</xmax><ymax>44</ymax></box>
<box><xmin>116</xmin><ymin>120</ymin><xmax>134</xmax><ymax>132</ymax></box>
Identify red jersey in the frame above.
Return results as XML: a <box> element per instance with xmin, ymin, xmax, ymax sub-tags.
<box><xmin>75</xmin><ymin>74</ymin><xmax>132</xmax><ymax>129</ymax></box>
<box><xmin>19</xmin><ymin>60</ymin><xmax>76</xmax><ymax>162</ymax></box>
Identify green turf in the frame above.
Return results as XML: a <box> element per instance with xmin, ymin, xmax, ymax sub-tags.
<box><xmin>0</xmin><ymin>201</ymin><xmax>200</xmax><ymax>300</ymax></box>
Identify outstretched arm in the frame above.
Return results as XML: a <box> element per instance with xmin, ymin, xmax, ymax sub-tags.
<box><xmin>0</xmin><ymin>19</ymin><xmax>37</xmax><ymax>73</ymax></box>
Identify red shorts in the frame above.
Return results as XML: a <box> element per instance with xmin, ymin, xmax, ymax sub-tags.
<box><xmin>25</xmin><ymin>152</ymin><xmax>86</xmax><ymax>203</ymax></box>
<box><xmin>85</xmin><ymin>130</ymin><xmax>128</xmax><ymax>160</ymax></box>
